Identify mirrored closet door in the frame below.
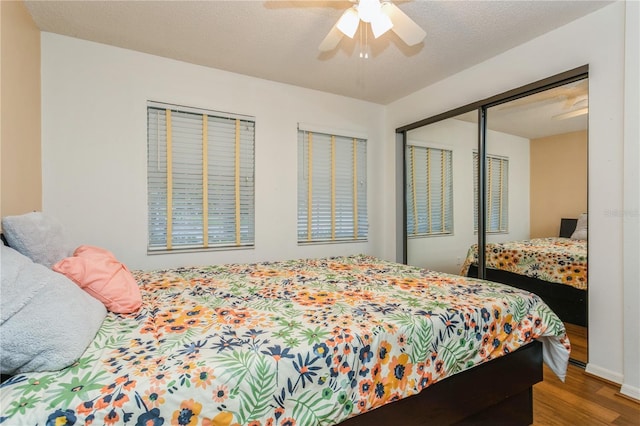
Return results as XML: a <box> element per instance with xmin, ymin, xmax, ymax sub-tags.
<box><xmin>484</xmin><ymin>78</ymin><xmax>589</xmax><ymax>365</ymax></box>
<box><xmin>404</xmin><ymin>112</ymin><xmax>478</xmax><ymax>274</ymax></box>
<box><xmin>399</xmin><ymin>67</ymin><xmax>588</xmax><ymax>365</ymax></box>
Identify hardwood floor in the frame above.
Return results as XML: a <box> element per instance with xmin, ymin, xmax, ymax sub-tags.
<box><xmin>533</xmin><ymin>364</ymin><xmax>640</xmax><ymax>425</ymax></box>
<box><xmin>532</xmin><ymin>323</ymin><xmax>639</xmax><ymax>424</ymax></box>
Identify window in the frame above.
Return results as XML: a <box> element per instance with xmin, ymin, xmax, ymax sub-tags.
<box><xmin>297</xmin><ymin>129</ymin><xmax>367</xmax><ymax>243</ymax></box>
<box><xmin>405</xmin><ymin>145</ymin><xmax>453</xmax><ymax>236</ymax></box>
<box><xmin>147</xmin><ymin>102</ymin><xmax>255</xmax><ymax>251</ymax></box>
<box><xmin>473</xmin><ymin>152</ymin><xmax>508</xmax><ymax>233</ymax></box>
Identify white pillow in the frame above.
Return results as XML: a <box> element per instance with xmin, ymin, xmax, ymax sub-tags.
<box><xmin>571</xmin><ymin>213</ymin><xmax>588</xmax><ymax>240</ymax></box>
<box><xmin>0</xmin><ymin>245</ymin><xmax>107</xmax><ymax>374</ymax></box>
<box><xmin>2</xmin><ymin>212</ymin><xmax>75</xmax><ymax>268</ymax></box>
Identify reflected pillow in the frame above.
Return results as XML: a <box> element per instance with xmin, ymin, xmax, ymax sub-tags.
<box><xmin>1</xmin><ymin>212</ymin><xmax>74</xmax><ymax>268</ymax></box>
<box><xmin>53</xmin><ymin>245</ymin><xmax>142</xmax><ymax>314</ymax></box>
<box><xmin>0</xmin><ymin>245</ymin><xmax>106</xmax><ymax>375</ymax></box>
<box><xmin>571</xmin><ymin>213</ymin><xmax>588</xmax><ymax>240</ymax></box>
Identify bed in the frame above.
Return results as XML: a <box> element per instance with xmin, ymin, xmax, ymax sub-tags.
<box><xmin>460</xmin><ymin>218</ymin><xmax>587</xmax><ymax>327</ymax></box>
<box><xmin>0</xmin><ymin>249</ymin><xmax>570</xmax><ymax>425</ymax></box>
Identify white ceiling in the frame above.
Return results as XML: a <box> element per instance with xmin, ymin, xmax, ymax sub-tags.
<box><xmin>25</xmin><ymin>0</ymin><xmax>610</xmax><ymax>106</ymax></box>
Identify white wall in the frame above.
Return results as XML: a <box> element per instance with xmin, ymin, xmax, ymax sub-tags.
<box><xmin>406</xmin><ymin>119</ymin><xmax>529</xmax><ymax>274</ymax></box>
<box><xmin>385</xmin><ymin>2</ymin><xmax>630</xmax><ymax>385</ymax></box>
<box><xmin>41</xmin><ymin>33</ymin><xmax>385</xmax><ymax>270</ymax></box>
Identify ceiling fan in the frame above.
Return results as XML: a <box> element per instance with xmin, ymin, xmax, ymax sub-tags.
<box><xmin>319</xmin><ymin>0</ymin><xmax>427</xmax><ymax>52</ymax></box>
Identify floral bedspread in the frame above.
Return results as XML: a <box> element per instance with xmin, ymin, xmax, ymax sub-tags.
<box><xmin>0</xmin><ymin>255</ymin><xmax>569</xmax><ymax>426</ymax></box>
<box><xmin>460</xmin><ymin>237</ymin><xmax>587</xmax><ymax>290</ymax></box>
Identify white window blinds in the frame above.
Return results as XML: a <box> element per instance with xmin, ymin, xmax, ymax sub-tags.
<box><xmin>405</xmin><ymin>145</ymin><xmax>454</xmax><ymax>236</ymax></box>
<box><xmin>297</xmin><ymin>129</ymin><xmax>367</xmax><ymax>243</ymax></box>
<box><xmin>147</xmin><ymin>102</ymin><xmax>255</xmax><ymax>251</ymax></box>
<box><xmin>473</xmin><ymin>152</ymin><xmax>509</xmax><ymax>233</ymax></box>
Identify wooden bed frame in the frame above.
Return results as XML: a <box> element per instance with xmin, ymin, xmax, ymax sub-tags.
<box><xmin>466</xmin><ymin>218</ymin><xmax>587</xmax><ymax>327</ymax></box>
<box><xmin>343</xmin><ymin>341</ymin><xmax>543</xmax><ymax>425</ymax></box>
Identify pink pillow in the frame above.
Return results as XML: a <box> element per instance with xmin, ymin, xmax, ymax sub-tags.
<box><xmin>53</xmin><ymin>245</ymin><xmax>141</xmax><ymax>314</ymax></box>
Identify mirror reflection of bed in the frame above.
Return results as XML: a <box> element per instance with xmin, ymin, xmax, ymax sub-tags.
<box><xmin>463</xmin><ymin>216</ymin><xmax>588</xmax><ymax>366</ymax></box>
<box><xmin>404</xmin><ymin>76</ymin><xmax>589</xmax><ymax>366</ymax></box>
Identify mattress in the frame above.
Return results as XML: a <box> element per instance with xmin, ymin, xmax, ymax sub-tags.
<box><xmin>0</xmin><ymin>255</ymin><xmax>569</xmax><ymax>425</ymax></box>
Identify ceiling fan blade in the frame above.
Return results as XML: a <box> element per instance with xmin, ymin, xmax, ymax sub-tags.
<box><xmin>319</xmin><ymin>24</ymin><xmax>344</xmax><ymax>52</ymax></box>
<box><xmin>382</xmin><ymin>2</ymin><xmax>426</xmax><ymax>46</ymax></box>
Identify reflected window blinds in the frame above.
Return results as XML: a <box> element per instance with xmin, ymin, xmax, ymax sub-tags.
<box><xmin>406</xmin><ymin>145</ymin><xmax>453</xmax><ymax>236</ymax></box>
<box><xmin>147</xmin><ymin>102</ymin><xmax>255</xmax><ymax>251</ymax></box>
<box><xmin>297</xmin><ymin>129</ymin><xmax>368</xmax><ymax>243</ymax></box>
<box><xmin>474</xmin><ymin>152</ymin><xmax>509</xmax><ymax>233</ymax></box>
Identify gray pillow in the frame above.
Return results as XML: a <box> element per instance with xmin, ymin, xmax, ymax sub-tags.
<box><xmin>1</xmin><ymin>212</ymin><xmax>75</xmax><ymax>268</ymax></box>
<box><xmin>0</xmin><ymin>245</ymin><xmax>107</xmax><ymax>375</ymax></box>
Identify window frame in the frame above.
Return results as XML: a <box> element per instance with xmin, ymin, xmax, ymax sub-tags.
<box><xmin>146</xmin><ymin>101</ymin><xmax>255</xmax><ymax>253</ymax></box>
<box><xmin>297</xmin><ymin>126</ymin><xmax>368</xmax><ymax>244</ymax></box>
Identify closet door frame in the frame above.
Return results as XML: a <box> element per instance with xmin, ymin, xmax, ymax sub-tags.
<box><xmin>396</xmin><ymin>65</ymin><xmax>588</xmax><ymax>277</ymax></box>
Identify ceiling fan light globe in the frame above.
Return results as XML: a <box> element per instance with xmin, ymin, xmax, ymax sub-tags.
<box><xmin>371</xmin><ymin>12</ymin><xmax>393</xmax><ymax>38</ymax></box>
<box><xmin>358</xmin><ymin>0</ymin><xmax>382</xmax><ymax>23</ymax></box>
<box><xmin>337</xmin><ymin>8</ymin><xmax>360</xmax><ymax>38</ymax></box>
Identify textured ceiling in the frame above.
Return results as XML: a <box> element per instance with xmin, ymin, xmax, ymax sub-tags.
<box><xmin>25</xmin><ymin>0</ymin><xmax>610</xmax><ymax>105</ymax></box>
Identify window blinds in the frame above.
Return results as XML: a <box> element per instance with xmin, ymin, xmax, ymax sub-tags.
<box><xmin>297</xmin><ymin>130</ymin><xmax>368</xmax><ymax>243</ymax></box>
<box><xmin>473</xmin><ymin>152</ymin><xmax>508</xmax><ymax>233</ymax></box>
<box><xmin>147</xmin><ymin>103</ymin><xmax>255</xmax><ymax>251</ymax></box>
<box><xmin>405</xmin><ymin>145</ymin><xmax>453</xmax><ymax>236</ymax></box>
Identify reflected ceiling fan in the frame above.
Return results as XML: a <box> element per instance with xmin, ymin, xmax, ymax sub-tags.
<box><xmin>319</xmin><ymin>0</ymin><xmax>426</xmax><ymax>52</ymax></box>
<box><xmin>553</xmin><ymin>95</ymin><xmax>588</xmax><ymax>120</ymax></box>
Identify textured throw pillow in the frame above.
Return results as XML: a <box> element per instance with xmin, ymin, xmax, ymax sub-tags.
<box><xmin>53</xmin><ymin>245</ymin><xmax>142</xmax><ymax>314</ymax></box>
<box><xmin>571</xmin><ymin>213</ymin><xmax>588</xmax><ymax>240</ymax></box>
<box><xmin>1</xmin><ymin>212</ymin><xmax>75</xmax><ymax>268</ymax></box>
<box><xmin>0</xmin><ymin>245</ymin><xmax>107</xmax><ymax>375</ymax></box>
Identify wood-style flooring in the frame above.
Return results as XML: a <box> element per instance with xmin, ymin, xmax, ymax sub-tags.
<box><xmin>533</xmin><ymin>332</ymin><xmax>640</xmax><ymax>426</ymax></box>
<box><xmin>533</xmin><ymin>364</ymin><xmax>640</xmax><ymax>425</ymax></box>
<box><xmin>531</xmin><ymin>322</ymin><xmax>639</xmax><ymax>425</ymax></box>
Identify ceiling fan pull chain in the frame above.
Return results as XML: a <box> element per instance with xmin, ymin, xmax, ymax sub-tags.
<box><xmin>359</xmin><ymin>23</ymin><xmax>364</xmax><ymax>58</ymax></box>
<box><xmin>359</xmin><ymin>23</ymin><xmax>370</xmax><ymax>60</ymax></box>
<box><xmin>365</xmin><ymin>23</ymin><xmax>369</xmax><ymax>59</ymax></box>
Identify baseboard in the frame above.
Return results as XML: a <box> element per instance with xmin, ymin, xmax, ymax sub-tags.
<box><xmin>620</xmin><ymin>384</ymin><xmax>640</xmax><ymax>402</ymax></box>
<box><xmin>585</xmin><ymin>363</ymin><xmax>624</xmax><ymax>385</ymax></box>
